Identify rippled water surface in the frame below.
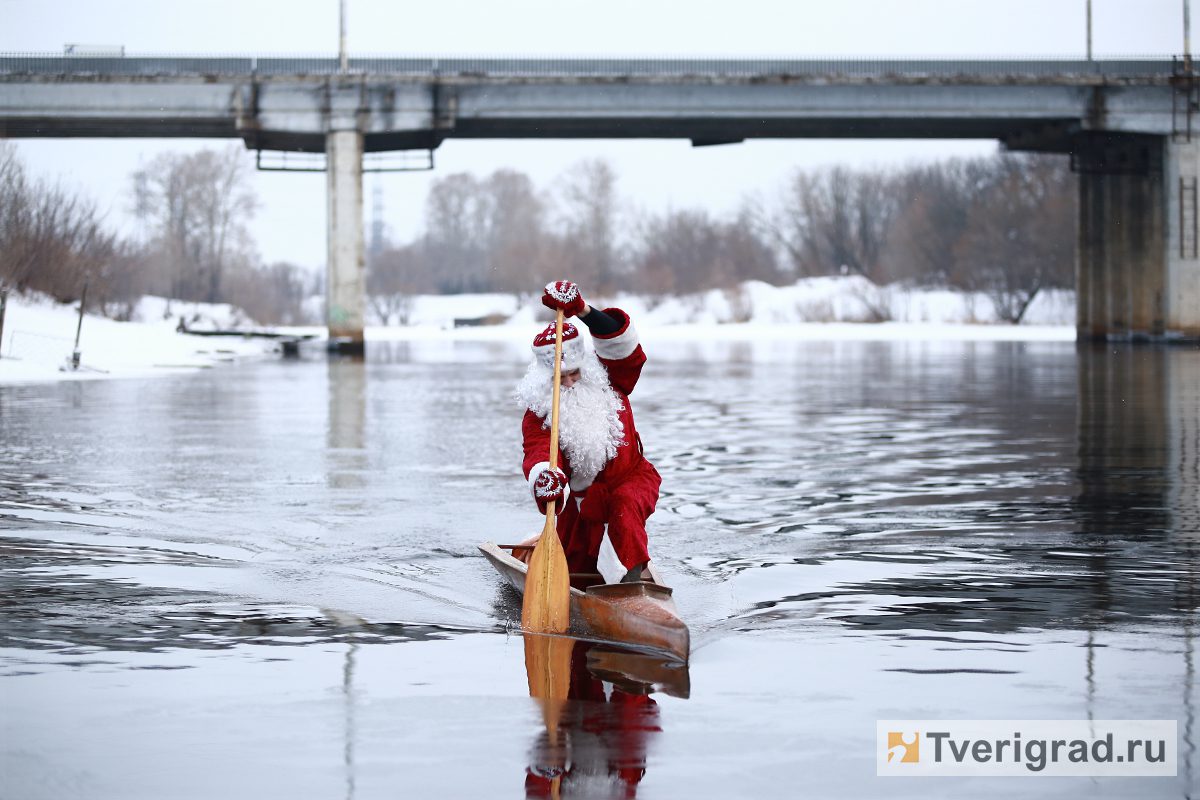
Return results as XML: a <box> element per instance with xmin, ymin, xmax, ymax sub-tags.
<box><xmin>1</xmin><ymin>338</ymin><xmax>1197</xmax><ymax>799</ymax></box>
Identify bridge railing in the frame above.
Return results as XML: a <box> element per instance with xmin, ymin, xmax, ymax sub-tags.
<box><xmin>0</xmin><ymin>53</ymin><xmax>1178</xmax><ymax>79</ymax></box>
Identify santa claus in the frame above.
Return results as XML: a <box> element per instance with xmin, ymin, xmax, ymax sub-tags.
<box><xmin>515</xmin><ymin>280</ymin><xmax>661</xmax><ymax>584</ymax></box>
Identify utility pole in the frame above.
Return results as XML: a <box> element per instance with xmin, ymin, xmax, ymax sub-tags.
<box><xmin>1086</xmin><ymin>0</ymin><xmax>1093</xmax><ymax>61</ymax></box>
<box><xmin>339</xmin><ymin>0</ymin><xmax>349</xmax><ymax>74</ymax></box>
<box><xmin>1186</xmin><ymin>0</ymin><xmax>1193</xmax><ymax>71</ymax></box>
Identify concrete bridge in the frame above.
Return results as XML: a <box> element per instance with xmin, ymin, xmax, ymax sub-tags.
<box><xmin>1</xmin><ymin>55</ymin><xmax>1198</xmax><ymax>346</ymax></box>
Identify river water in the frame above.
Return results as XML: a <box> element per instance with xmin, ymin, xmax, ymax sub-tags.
<box><xmin>1</xmin><ymin>336</ymin><xmax>1197</xmax><ymax>799</ymax></box>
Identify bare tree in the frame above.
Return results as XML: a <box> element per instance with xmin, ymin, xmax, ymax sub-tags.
<box><xmin>418</xmin><ymin>168</ymin><xmax>563</xmax><ymax>295</ymax></box>
<box><xmin>955</xmin><ymin>154</ymin><xmax>1076</xmax><ymax>322</ymax></box>
<box><xmin>367</xmin><ymin>242</ymin><xmax>434</xmax><ymax>324</ymax></box>
<box><xmin>423</xmin><ymin>172</ymin><xmax>488</xmax><ymax>293</ymax></box>
<box><xmin>630</xmin><ymin>207</ymin><xmax>777</xmax><ymax>296</ymax></box>
<box><xmin>631</xmin><ymin>209</ymin><xmax>713</xmax><ymax>296</ymax></box>
<box><xmin>557</xmin><ymin>159</ymin><xmax>623</xmax><ymax>293</ymax></box>
<box><xmin>882</xmin><ymin>160</ymin><xmax>975</xmax><ymax>285</ymax></box>
<box><xmin>131</xmin><ymin>145</ymin><xmax>258</xmax><ymax>304</ymax></box>
<box><xmin>481</xmin><ymin>169</ymin><xmax>553</xmax><ymax>294</ymax></box>
<box><xmin>723</xmin><ymin>206</ymin><xmax>782</xmax><ymax>286</ymax></box>
<box><xmin>92</xmin><ymin>240</ymin><xmax>153</xmax><ymax>321</ymax></box>
<box><xmin>225</xmin><ymin>261</ymin><xmax>316</xmax><ymax>325</ymax></box>
<box><xmin>0</xmin><ymin>142</ymin><xmax>120</xmax><ymax>304</ymax></box>
<box><xmin>775</xmin><ymin>166</ymin><xmax>898</xmax><ymax>281</ymax></box>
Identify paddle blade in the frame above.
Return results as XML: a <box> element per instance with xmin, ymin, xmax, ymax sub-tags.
<box><xmin>522</xmin><ymin>515</ymin><xmax>571</xmax><ymax>633</ymax></box>
<box><xmin>524</xmin><ymin>632</ymin><xmax>575</xmax><ymax>703</ymax></box>
<box><xmin>524</xmin><ymin>631</ymin><xmax>574</xmax><ymax>748</ymax></box>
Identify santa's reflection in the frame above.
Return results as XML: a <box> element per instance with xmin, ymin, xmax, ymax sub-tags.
<box><xmin>523</xmin><ymin>635</ymin><xmax>688</xmax><ymax>799</ymax></box>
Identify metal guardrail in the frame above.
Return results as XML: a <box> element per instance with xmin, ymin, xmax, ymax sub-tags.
<box><xmin>0</xmin><ymin>53</ymin><xmax>1178</xmax><ymax>79</ymax></box>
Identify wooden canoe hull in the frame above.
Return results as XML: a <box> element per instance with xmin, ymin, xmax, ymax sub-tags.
<box><xmin>479</xmin><ymin>541</ymin><xmax>689</xmax><ymax>663</ymax></box>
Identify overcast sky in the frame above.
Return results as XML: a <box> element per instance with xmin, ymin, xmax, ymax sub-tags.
<box><xmin>1</xmin><ymin>0</ymin><xmax>1190</xmax><ymax>271</ymax></box>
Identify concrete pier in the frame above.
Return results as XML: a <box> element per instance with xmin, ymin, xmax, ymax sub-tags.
<box><xmin>1164</xmin><ymin>138</ymin><xmax>1200</xmax><ymax>339</ymax></box>
<box><xmin>325</xmin><ymin>129</ymin><xmax>366</xmax><ymax>354</ymax></box>
<box><xmin>1077</xmin><ymin>135</ymin><xmax>1200</xmax><ymax>341</ymax></box>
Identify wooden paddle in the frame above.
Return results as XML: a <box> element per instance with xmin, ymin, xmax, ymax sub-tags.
<box><xmin>521</xmin><ymin>309</ymin><xmax>571</xmax><ymax>634</ymax></box>
<box><xmin>524</xmin><ymin>632</ymin><xmax>574</xmax><ymax>799</ymax></box>
<box><xmin>524</xmin><ymin>632</ymin><xmax>575</xmax><ymax>741</ymax></box>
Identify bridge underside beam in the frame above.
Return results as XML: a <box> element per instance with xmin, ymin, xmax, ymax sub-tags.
<box><xmin>0</xmin><ymin>78</ymin><xmax>1174</xmax><ymax>149</ymax></box>
<box><xmin>1076</xmin><ymin>134</ymin><xmax>1200</xmax><ymax>340</ymax></box>
<box><xmin>236</xmin><ymin>118</ymin><xmax>1078</xmax><ymax>154</ymax></box>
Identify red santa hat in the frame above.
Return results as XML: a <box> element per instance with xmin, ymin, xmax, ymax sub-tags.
<box><xmin>531</xmin><ymin>321</ymin><xmax>586</xmax><ymax>372</ymax></box>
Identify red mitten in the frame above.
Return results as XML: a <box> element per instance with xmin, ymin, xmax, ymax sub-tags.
<box><xmin>532</xmin><ymin>467</ymin><xmax>570</xmax><ymax>513</ymax></box>
<box><xmin>541</xmin><ymin>281</ymin><xmax>586</xmax><ymax>318</ymax></box>
<box><xmin>579</xmin><ymin>483</ymin><xmax>611</xmax><ymax>523</ymax></box>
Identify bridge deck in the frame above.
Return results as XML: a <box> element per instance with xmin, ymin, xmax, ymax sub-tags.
<box><xmin>0</xmin><ymin>55</ymin><xmax>1180</xmax><ymax>83</ymax></box>
<box><xmin>0</xmin><ymin>54</ymin><xmax>1186</xmax><ymax>151</ymax></box>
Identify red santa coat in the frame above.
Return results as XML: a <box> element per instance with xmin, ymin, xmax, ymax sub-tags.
<box><xmin>521</xmin><ymin>308</ymin><xmax>661</xmax><ymax>575</ymax></box>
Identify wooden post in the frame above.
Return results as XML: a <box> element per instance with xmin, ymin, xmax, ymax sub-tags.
<box><xmin>71</xmin><ymin>280</ymin><xmax>88</xmax><ymax>370</ymax></box>
<box><xmin>0</xmin><ymin>287</ymin><xmax>8</xmax><ymax>359</ymax></box>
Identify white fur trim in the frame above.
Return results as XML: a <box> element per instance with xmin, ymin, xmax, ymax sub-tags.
<box><xmin>527</xmin><ymin>461</ymin><xmax>550</xmax><ymax>488</ymax></box>
<box><xmin>528</xmin><ymin>462</ymin><xmax>570</xmax><ymax>505</ymax></box>
<box><xmin>593</xmin><ymin>320</ymin><xmax>639</xmax><ymax>361</ymax></box>
<box><xmin>569</xmin><ymin>472</ymin><xmax>595</xmax><ymax>493</ymax></box>
<box><xmin>533</xmin><ymin>336</ymin><xmax>585</xmax><ymax>372</ymax></box>
<box><xmin>596</xmin><ymin>530</ymin><xmax>626</xmax><ymax>584</ymax></box>
<box><xmin>515</xmin><ymin>349</ymin><xmax>626</xmax><ymax>489</ymax></box>
<box><xmin>545</xmin><ymin>281</ymin><xmax>579</xmax><ymax>304</ymax></box>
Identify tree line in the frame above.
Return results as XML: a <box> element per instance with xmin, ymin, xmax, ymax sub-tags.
<box><xmin>1</xmin><ymin>141</ymin><xmax>1076</xmax><ymax>327</ymax></box>
<box><xmin>373</xmin><ymin>151</ymin><xmax>1075</xmax><ymax>323</ymax></box>
<box><xmin>0</xmin><ymin>142</ymin><xmax>315</xmax><ymax>325</ymax></box>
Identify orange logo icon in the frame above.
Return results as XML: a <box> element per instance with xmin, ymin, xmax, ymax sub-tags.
<box><xmin>887</xmin><ymin>731</ymin><xmax>919</xmax><ymax>763</ymax></box>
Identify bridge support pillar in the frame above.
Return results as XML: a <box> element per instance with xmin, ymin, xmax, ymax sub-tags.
<box><xmin>1164</xmin><ymin>138</ymin><xmax>1200</xmax><ymax>339</ymax></box>
<box><xmin>325</xmin><ymin>129</ymin><xmax>366</xmax><ymax>354</ymax></box>
<box><xmin>1077</xmin><ymin>135</ymin><xmax>1200</xmax><ymax>341</ymax></box>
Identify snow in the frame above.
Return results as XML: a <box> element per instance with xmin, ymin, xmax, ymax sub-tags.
<box><xmin>370</xmin><ymin>277</ymin><xmax>1076</xmax><ymax>330</ymax></box>
<box><xmin>1</xmin><ymin>278</ymin><xmax>1076</xmax><ymax>384</ymax></box>
<box><xmin>0</xmin><ymin>293</ymin><xmax>282</xmax><ymax>384</ymax></box>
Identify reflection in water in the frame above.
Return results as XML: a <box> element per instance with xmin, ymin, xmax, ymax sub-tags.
<box><xmin>523</xmin><ymin>636</ymin><xmax>686</xmax><ymax>799</ymax></box>
<box><xmin>1076</xmin><ymin>344</ymin><xmax>1200</xmax><ymax>791</ymax></box>
<box><xmin>2</xmin><ymin>340</ymin><xmax>1197</xmax><ymax>798</ymax></box>
<box><xmin>0</xmin><ymin>547</ymin><xmax>458</xmax><ymax>658</ymax></box>
<box><xmin>343</xmin><ymin>636</ymin><xmax>359</xmax><ymax>800</ymax></box>
<box><xmin>327</xmin><ymin>356</ymin><xmax>367</xmax><ymax>493</ymax></box>
<box><xmin>525</xmin><ymin>635</ymin><xmax>573</xmax><ymax>799</ymax></box>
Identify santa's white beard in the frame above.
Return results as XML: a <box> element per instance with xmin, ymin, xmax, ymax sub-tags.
<box><xmin>515</xmin><ymin>351</ymin><xmax>625</xmax><ymax>489</ymax></box>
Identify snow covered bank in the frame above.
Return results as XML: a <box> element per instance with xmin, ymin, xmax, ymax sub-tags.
<box><xmin>1</xmin><ymin>278</ymin><xmax>1076</xmax><ymax>384</ymax></box>
<box><xmin>369</xmin><ymin>277</ymin><xmax>1075</xmax><ymax>330</ymax></box>
<box><xmin>0</xmin><ymin>293</ymin><xmax>282</xmax><ymax>384</ymax></box>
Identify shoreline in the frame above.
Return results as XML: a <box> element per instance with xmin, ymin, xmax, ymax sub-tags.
<box><xmin>0</xmin><ymin>286</ymin><xmax>1077</xmax><ymax>385</ymax></box>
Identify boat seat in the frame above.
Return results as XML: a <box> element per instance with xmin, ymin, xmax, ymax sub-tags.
<box><xmin>586</xmin><ymin>581</ymin><xmax>674</xmax><ymax>599</ymax></box>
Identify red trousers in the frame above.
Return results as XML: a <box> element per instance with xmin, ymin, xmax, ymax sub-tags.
<box><xmin>557</xmin><ymin>461</ymin><xmax>661</xmax><ymax>575</ymax></box>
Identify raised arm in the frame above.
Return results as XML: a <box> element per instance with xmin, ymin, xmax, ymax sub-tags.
<box><xmin>583</xmin><ymin>306</ymin><xmax>645</xmax><ymax>396</ymax></box>
<box><xmin>540</xmin><ymin>281</ymin><xmax>646</xmax><ymax>395</ymax></box>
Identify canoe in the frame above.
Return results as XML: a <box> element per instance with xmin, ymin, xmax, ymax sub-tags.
<box><xmin>479</xmin><ymin>540</ymin><xmax>690</xmax><ymax>663</ymax></box>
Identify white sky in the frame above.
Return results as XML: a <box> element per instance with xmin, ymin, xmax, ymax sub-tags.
<box><xmin>0</xmin><ymin>0</ymin><xmax>1190</xmax><ymax>271</ymax></box>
